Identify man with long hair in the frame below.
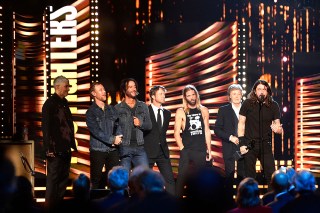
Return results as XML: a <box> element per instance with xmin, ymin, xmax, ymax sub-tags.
<box><xmin>174</xmin><ymin>84</ymin><xmax>212</xmax><ymax>197</ymax></box>
<box><xmin>114</xmin><ymin>78</ymin><xmax>152</xmax><ymax>172</ymax></box>
<box><xmin>238</xmin><ymin>79</ymin><xmax>283</xmax><ymax>189</ymax></box>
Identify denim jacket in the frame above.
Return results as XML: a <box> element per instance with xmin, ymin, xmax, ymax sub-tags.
<box><xmin>114</xmin><ymin>100</ymin><xmax>152</xmax><ymax>146</ymax></box>
<box><xmin>86</xmin><ymin>102</ymin><xmax>122</xmax><ymax>152</ymax></box>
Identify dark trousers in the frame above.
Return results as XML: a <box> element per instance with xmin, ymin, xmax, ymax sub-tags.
<box><xmin>148</xmin><ymin>149</ymin><xmax>176</xmax><ymax>195</ymax></box>
<box><xmin>243</xmin><ymin>141</ymin><xmax>275</xmax><ymax>187</ymax></box>
<box><xmin>45</xmin><ymin>152</ymin><xmax>71</xmax><ymax>211</ymax></box>
<box><xmin>90</xmin><ymin>149</ymin><xmax>120</xmax><ymax>189</ymax></box>
<box><xmin>176</xmin><ymin>149</ymin><xmax>206</xmax><ymax>197</ymax></box>
<box><xmin>224</xmin><ymin>156</ymin><xmax>245</xmax><ymax>203</ymax></box>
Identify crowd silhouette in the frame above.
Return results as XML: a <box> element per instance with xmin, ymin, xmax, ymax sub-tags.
<box><xmin>2</xmin><ymin>147</ymin><xmax>320</xmax><ymax>213</ymax></box>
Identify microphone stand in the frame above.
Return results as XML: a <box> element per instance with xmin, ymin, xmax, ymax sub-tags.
<box><xmin>20</xmin><ymin>152</ymin><xmax>35</xmax><ymax>176</ymax></box>
<box><xmin>259</xmin><ymin>99</ymin><xmax>265</xmax><ymax>182</ymax></box>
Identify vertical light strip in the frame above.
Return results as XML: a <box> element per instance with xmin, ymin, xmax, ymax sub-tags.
<box><xmin>44</xmin><ymin>7</ymin><xmax>51</xmax><ymax>101</ymax></box>
<box><xmin>136</xmin><ymin>0</ymin><xmax>140</xmax><ymax>25</ymax></box>
<box><xmin>0</xmin><ymin>5</ymin><xmax>5</xmax><ymax>137</ymax></box>
<box><xmin>306</xmin><ymin>9</ymin><xmax>309</xmax><ymax>52</ymax></box>
<box><xmin>148</xmin><ymin>0</ymin><xmax>151</xmax><ymax>24</ymax></box>
<box><xmin>293</xmin><ymin>10</ymin><xmax>296</xmax><ymax>52</ymax></box>
<box><xmin>299</xmin><ymin>79</ymin><xmax>303</xmax><ymax>169</ymax></box>
<box><xmin>91</xmin><ymin>0</ymin><xmax>99</xmax><ymax>83</ymax></box>
<box><xmin>260</xmin><ymin>3</ymin><xmax>265</xmax><ymax>74</ymax></box>
<box><xmin>0</xmin><ymin>5</ymin><xmax>3</xmax><ymax>137</ymax></box>
<box><xmin>12</xmin><ymin>12</ymin><xmax>16</xmax><ymax>135</ymax></box>
<box><xmin>239</xmin><ymin>20</ymin><xmax>247</xmax><ymax>98</ymax></box>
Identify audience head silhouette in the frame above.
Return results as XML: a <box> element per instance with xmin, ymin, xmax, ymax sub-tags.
<box><xmin>0</xmin><ymin>152</ymin><xmax>16</xmax><ymax>211</ymax></box>
<box><xmin>72</xmin><ymin>173</ymin><xmax>91</xmax><ymax>201</ymax></box>
<box><xmin>271</xmin><ymin>170</ymin><xmax>289</xmax><ymax>193</ymax></box>
<box><xmin>293</xmin><ymin>169</ymin><xmax>316</xmax><ymax>192</ymax></box>
<box><xmin>137</xmin><ymin>168</ymin><xmax>165</xmax><ymax>194</ymax></box>
<box><xmin>128</xmin><ymin>165</ymin><xmax>149</xmax><ymax>197</ymax></box>
<box><xmin>285</xmin><ymin>167</ymin><xmax>296</xmax><ymax>184</ymax></box>
<box><xmin>185</xmin><ymin>167</ymin><xmax>225</xmax><ymax>200</ymax></box>
<box><xmin>183</xmin><ymin>167</ymin><xmax>230</xmax><ymax>212</ymax></box>
<box><xmin>236</xmin><ymin>177</ymin><xmax>260</xmax><ymax>208</ymax></box>
<box><xmin>108</xmin><ymin>166</ymin><xmax>129</xmax><ymax>192</ymax></box>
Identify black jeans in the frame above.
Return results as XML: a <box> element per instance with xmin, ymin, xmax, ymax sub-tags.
<box><xmin>176</xmin><ymin>148</ymin><xmax>206</xmax><ymax>197</ymax></box>
<box><xmin>243</xmin><ymin>141</ymin><xmax>275</xmax><ymax>187</ymax></box>
<box><xmin>90</xmin><ymin>149</ymin><xmax>120</xmax><ymax>189</ymax></box>
<box><xmin>148</xmin><ymin>149</ymin><xmax>176</xmax><ymax>195</ymax></box>
<box><xmin>45</xmin><ymin>152</ymin><xmax>71</xmax><ymax>211</ymax></box>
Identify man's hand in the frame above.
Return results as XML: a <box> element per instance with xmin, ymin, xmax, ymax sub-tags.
<box><xmin>270</xmin><ymin>122</ymin><xmax>283</xmax><ymax>134</ymax></box>
<box><xmin>230</xmin><ymin>135</ymin><xmax>239</xmax><ymax>145</ymax></box>
<box><xmin>113</xmin><ymin>135</ymin><xmax>123</xmax><ymax>146</ymax></box>
<box><xmin>240</xmin><ymin>146</ymin><xmax>248</xmax><ymax>155</ymax></box>
<box><xmin>133</xmin><ymin>116</ymin><xmax>140</xmax><ymax>127</ymax></box>
<box><xmin>46</xmin><ymin>150</ymin><xmax>55</xmax><ymax>158</ymax></box>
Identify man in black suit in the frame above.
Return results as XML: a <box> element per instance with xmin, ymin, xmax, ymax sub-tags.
<box><xmin>144</xmin><ymin>85</ymin><xmax>176</xmax><ymax>195</ymax></box>
<box><xmin>214</xmin><ymin>84</ymin><xmax>245</xmax><ymax>204</ymax></box>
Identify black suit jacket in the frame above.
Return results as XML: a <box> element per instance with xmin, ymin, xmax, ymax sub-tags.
<box><xmin>144</xmin><ymin>105</ymin><xmax>171</xmax><ymax>158</ymax></box>
<box><xmin>214</xmin><ymin>103</ymin><xmax>239</xmax><ymax>160</ymax></box>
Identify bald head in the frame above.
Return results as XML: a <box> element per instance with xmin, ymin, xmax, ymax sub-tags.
<box><xmin>271</xmin><ymin>170</ymin><xmax>289</xmax><ymax>193</ymax></box>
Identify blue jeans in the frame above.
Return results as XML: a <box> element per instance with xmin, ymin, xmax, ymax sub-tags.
<box><xmin>119</xmin><ymin>145</ymin><xmax>149</xmax><ymax>172</ymax></box>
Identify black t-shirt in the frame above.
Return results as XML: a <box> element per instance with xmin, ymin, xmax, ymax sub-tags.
<box><xmin>130</xmin><ymin>105</ymin><xmax>138</xmax><ymax>146</ymax></box>
<box><xmin>181</xmin><ymin>108</ymin><xmax>206</xmax><ymax>152</ymax></box>
<box><xmin>239</xmin><ymin>99</ymin><xmax>280</xmax><ymax>142</ymax></box>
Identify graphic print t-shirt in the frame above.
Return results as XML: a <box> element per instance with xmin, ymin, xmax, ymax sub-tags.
<box><xmin>182</xmin><ymin>108</ymin><xmax>206</xmax><ymax>152</ymax></box>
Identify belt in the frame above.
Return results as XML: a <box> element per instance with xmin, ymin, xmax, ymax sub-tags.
<box><xmin>55</xmin><ymin>150</ymin><xmax>71</xmax><ymax>156</ymax></box>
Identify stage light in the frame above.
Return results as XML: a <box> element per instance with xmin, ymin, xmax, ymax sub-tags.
<box><xmin>282</xmin><ymin>56</ymin><xmax>288</xmax><ymax>62</ymax></box>
<box><xmin>283</xmin><ymin>106</ymin><xmax>287</xmax><ymax>112</ymax></box>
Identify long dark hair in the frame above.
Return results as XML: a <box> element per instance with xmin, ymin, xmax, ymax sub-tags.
<box><xmin>247</xmin><ymin>79</ymin><xmax>273</xmax><ymax>107</ymax></box>
<box><xmin>119</xmin><ymin>78</ymin><xmax>138</xmax><ymax>99</ymax></box>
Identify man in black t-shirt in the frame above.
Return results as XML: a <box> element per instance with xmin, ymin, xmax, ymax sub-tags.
<box><xmin>238</xmin><ymin>79</ymin><xmax>283</xmax><ymax>189</ymax></box>
<box><xmin>174</xmin><ymin>84</ymin><xmax>212</xmax><ymax>198</ymax></box>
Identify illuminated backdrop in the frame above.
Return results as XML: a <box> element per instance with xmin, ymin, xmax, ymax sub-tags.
<box><xmin>145</xmin><ymin>22</ymin><xmax>238</xmax><ymax>172</ymax></box>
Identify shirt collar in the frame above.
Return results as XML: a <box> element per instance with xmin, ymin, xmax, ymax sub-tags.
<box><xmin>151</xmin><ymin>103</ymin><xmax>163</xmax><ymax>111</ymax></box>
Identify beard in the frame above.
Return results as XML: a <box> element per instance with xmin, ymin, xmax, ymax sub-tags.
<box><xmin>187</xmin><ymin>99</ymin><xmax>196</xmax><ymax>107</ymax></box>
<box><xmin>125</xmin><ymin>90</ymin><xmax>137</xmax><ymax>99</ymax></box>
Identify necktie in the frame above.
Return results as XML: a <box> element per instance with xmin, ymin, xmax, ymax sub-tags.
<box><xmin>157</xmin><ymin>108</ymin><xmax>162</xmax><ymax>131</ymax></box>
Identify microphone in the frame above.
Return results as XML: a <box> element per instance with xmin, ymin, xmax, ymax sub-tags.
<box><xmin>258</xmin><ymin>94</ymin><xmax>265</xmax><ymax>103</ymax></box>
<box><xmin>20</xmin><ymin>152</ymin><xmax>35</xmax><ymax>176</ymax></box>
<box><xmin>135</xmin><ymin>91</ymin><xmax>140</xmax><ymax>96</ymax></box>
